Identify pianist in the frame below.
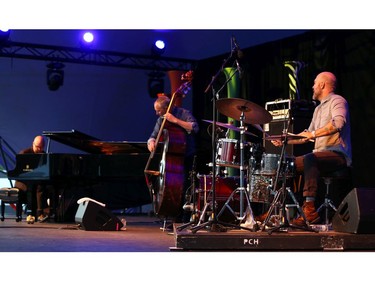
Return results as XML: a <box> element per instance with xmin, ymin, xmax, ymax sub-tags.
<box><xmin>15</xmin><ymin>135</ymin><xmax>55</xmax><ymax>222</ymax></box>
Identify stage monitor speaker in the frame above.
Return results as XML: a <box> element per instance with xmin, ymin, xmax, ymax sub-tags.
<box><xmin>75</xmin><ymin>198</ymin><xmax>123</xmax><ymax>231</ymax></box>
<box><xmin>332</xmin><ymin>188</ymin><xmax>375</xmax><ymax>234</ymax></box>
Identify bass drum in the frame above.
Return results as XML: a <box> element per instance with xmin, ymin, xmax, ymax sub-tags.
<box><xmin>196</xmin><ymin>174</ymin><xmax>239</xmax><ymax>223</ymax></box>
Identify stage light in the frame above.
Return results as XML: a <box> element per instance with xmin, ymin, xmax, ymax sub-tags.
<box><xmin>80</xmin><ymin>31</ymin><xmax>95</xmax><ymax>48</ymax></box>
<box><xmin>148</xmin><ymin>71</ymin><xmax>165</xmax><ymax>98</ymax></box>
<box><xmin>0</xmin><ymin>29</ymin><xmax>10</xmax><ymax>44</ymax></box>
<box><xmin>151</xmin><ymin>40</ymin><xmax>166</xmax><ymax>56</ymax></box>
<box><xmin>83</xmin><ymin>32</ymin><xmax>94</xmax><ymax>43</ymax></box>
<box><xmin>46</xmin><ymin>62</ymin><xmax>65</xmax><ymax>91</ymax></box>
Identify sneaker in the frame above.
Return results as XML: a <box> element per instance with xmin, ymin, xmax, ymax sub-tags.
<box><xmin>26</xmin><ymin>215</ymin><xmax>35</xmax><ymax>224</ymax></box>
<box><xmin>38</xmin><ymin>214</ymin><xmax>49</xmax><ymax>223</ymax></box>
<box><xmin>291</xmin><ymin>201</ymin><xmax>320</xmax><ymax>226</ymax></box>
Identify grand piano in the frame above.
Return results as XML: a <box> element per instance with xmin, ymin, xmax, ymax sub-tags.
<box><xmin>7</xmin><ymin>130</ymin><xmax>158</xmax><ymax>221</ymax></box>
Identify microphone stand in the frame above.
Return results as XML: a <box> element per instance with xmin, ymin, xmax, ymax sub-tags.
<box><xmin>190</xmin><ymin>49</ymin><xmax>239</xmax><ymax>233</ymax></box>
<box><xmin>260</xmin><ymin>118</ymin><xmax>316</xmax><ymax>234</ymax></box>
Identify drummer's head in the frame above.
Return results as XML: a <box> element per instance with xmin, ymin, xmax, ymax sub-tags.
<box><xmin>154</xmin><ymin>95</ymin><xmax>170</xmax><ymax>116</ymax></box>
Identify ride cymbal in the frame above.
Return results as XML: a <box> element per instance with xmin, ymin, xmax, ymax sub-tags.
<box><xmin>216</xmin><ymin>98</ymin><xmax>272</xmax><ymax>125</ymax></box>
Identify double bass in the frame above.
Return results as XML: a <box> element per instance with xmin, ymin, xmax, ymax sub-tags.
<box><xmin>144</xmin><ymin>71</ymin><xmax>193</xmax><ymax>218</ymax></box>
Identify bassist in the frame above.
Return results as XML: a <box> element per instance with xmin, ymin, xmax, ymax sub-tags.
<box><xmin>147</xmin><ymin>94</ymin><xmax>199</xmax><ymax>224</ymax></box>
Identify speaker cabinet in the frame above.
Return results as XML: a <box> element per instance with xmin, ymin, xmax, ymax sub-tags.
<box><xmin>332</xmin><ymin>188</ymin><xmax>375</xmax><ymax>234</ymax></box>
<box><xmin>75</xmin><ymin>198</ymin><xmax>123</xmax><ymax>231</ymax></box>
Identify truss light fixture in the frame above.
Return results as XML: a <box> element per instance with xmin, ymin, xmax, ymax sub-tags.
<box><xmin>46</xmin><ymin>62</ymin><xmax>65</xmax><ymax>91</ymax></box>
<box><xmin>148</xmin><ymin>71</ymin><xmax>165</xmax><ymax>98</ymax></box>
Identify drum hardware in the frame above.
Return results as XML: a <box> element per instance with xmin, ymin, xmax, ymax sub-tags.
<box><xmin>260</xmin><ymin>120</ymin><xmax>316</xmax><ymax>234</ymax></box>
<box><xmin>191</xmin><ymin>39</ymin><xmax>271</xmax><ymax>232</ymax></box>
<box><xmin>190</xmin><ymin>42</ymin><xmax>245</xmax><ymax>233</ymax></box>
<box><xmin>213</xmin><ymin>98</ymin><xmax>272</xmax><ymax>230</ymax></box>
<box><xmin>216</xmin><ymin>110</ymin><xmax>257</xmax><ymax>230</ymax></box>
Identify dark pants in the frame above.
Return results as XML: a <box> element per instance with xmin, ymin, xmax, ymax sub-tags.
<box><xmin>295</xmin><ymin>151</ymin><xmax>347</xmax><ymax>198</ymax></box>
<box><xmin>36</xmin><ymin>184</ymin><xmax>55</xmax><ymax>216</ymax></box>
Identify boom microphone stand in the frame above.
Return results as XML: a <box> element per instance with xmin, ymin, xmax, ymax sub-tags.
<box><xmin>190</xmin><ymin>43</ymin><xmax>239</xmax><ymax>233</ymax></box>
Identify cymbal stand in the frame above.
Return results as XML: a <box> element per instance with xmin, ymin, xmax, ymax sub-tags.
<box><xmin>216</xmin><ymin>111</ymin><xmax>256</xmax><ymax>231</ymax></box>
<box><xmin>260</xmin><ymin>120</ymin><xmax>316</xmax><ymax>234</ymax></box>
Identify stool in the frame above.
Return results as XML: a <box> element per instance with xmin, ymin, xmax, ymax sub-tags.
<box><xmin>317</xmin><ymin>167</ymin><xmax>352</xmax><ymax>228</ymax></box>
<box><xmin>0</xmin><ymin>187</ymin><xmax>22</xmax><ymax>222</ymax></box>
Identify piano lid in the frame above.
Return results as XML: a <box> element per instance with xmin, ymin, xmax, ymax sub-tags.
<box><xmin>43</xmin><ymin>129</ymin><xmax>149</xmax><ymax>154</ymax></box>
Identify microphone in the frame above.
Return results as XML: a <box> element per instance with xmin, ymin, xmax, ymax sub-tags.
<box><xmin>235</xmin><ymin>58</ymin><xmax>243</xmax><ymax>79</ymax></box>
<box><xmin>232</xmin><ymin>36</ymin><xmax>244</xmax><ymax>59</ymax></box>
<box><xmin>232</xmin><ymin>36</ymin><xmax>244</xmax><ymax>79</ymax></box>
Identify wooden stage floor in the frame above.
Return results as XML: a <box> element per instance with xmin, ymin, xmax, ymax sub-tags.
<box><xmin>1</xmin><ymin>205</ymin><xmax>374</xmax><ymax>280</ymax></box>
<box><xmin>1</xmin><ymin>204</ymin><xmax>375</xmax><ymax>252</ymax></box>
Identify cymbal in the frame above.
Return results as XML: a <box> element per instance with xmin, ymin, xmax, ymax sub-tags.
<box><xmin>202</xmin><ymin>119</ymin><xmax>257</xmax><ymax>137</ymax></box>
<box><xmin>216</xmin><ymin>98</ymin><xmax>273</xmax><ymax>125</ymax></box>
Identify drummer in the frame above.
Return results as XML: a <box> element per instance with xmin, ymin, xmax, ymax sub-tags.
<box><xmin>269</xmin><ymin>71</ymin><xmax>352</xmax><ymax>226</ymax></box>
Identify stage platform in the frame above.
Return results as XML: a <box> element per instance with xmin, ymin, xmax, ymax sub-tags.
<box><xmin>173</xmin><ymin>224</ymin><xmax>375</xmax><ymax>251</ymax></box>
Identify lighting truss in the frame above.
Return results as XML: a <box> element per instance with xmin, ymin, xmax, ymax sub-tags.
<box><xmin>0</xmin><ymin>41</ymin><xmax>195</xmax><ymax>71</ymax></box>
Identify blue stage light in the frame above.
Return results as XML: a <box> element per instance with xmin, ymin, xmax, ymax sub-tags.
<box><xmin>152</xmin><ymin>40</ymin><xmax>166</xmax><ymax>56</ymax></box>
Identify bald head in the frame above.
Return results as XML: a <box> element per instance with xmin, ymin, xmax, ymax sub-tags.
<box><xmin>312</xmin><ymin>71</ymin><xmax>337</xmax><ymax>101</ymax></box>
<box><xmin>318</xmin><ymin>71</ymin><xmax>337</xmax><ymax>91</ymax></box>
<box><xmin>32</xmin><ymin>135</ymin><xmax>45</xmax><ymax>153</ymax></box>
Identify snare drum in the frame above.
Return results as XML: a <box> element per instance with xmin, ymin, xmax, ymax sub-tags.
<box><xmin>217</xmin><ymin>138</ymin><xmax>239</xmax><ymax>166</ymax></box>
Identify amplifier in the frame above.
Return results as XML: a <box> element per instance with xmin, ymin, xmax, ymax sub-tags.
<box><xmin>265</xmin><ymin>99</ymin><xmax>291</xmax><ymax>121</ymax></box>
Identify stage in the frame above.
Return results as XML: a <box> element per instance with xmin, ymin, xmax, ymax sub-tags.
<box><xmin>173</xmin><ymin>224</ymin><xmax>375</xmax><ymax>251</ymax></box>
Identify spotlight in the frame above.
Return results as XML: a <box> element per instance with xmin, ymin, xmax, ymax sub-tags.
<box><xmin>151</xmin><ymin>40</ymin><xmax>166</xmax><ymax>56</ymax></box>
<box><xmin>80</xmin><ymin>31</ymin><xmax>95</xmax><ymax>48</ymax></box>
<box><xmin>148</xmin><ymin>71</ymin><xmax>165</xmax><ymax>98</ymax></box>
<box><xmin>0</xmin><ymin>29</ymin><xmax>10</xmax><ymax>44</ymax></box>
<box><xmin>46</xmin><ymin>62</ymin><xmax>65</xmax><ymax>91</ymax></box>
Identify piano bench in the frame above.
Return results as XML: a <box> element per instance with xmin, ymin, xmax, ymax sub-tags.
<box><xmin>0</xmin><ymin>188</ymin><xmax>22</xmax><ymax>222</ymax></box>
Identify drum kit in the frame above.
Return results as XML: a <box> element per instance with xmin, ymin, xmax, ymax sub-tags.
<box><xmin>181</xmin><ymin>97</ymin><xmax>309</xmax><ymax>233</ymax></box>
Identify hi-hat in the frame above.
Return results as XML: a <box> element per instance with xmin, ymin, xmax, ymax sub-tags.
<box><xmin>216</xmin><ymin>98</ymin><xmax>273</xmax><ymax>125</ymax></box>
<box><xmin>202</xmin><ymin>120</ymin><xmax>257</xmax><ymax>137</ymax></box>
